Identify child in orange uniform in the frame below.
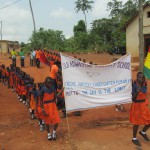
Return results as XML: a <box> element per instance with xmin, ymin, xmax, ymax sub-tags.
<box><xmin>130</xmin><ymin>72</ymin><xmax>150</xmax><ymax>146</ymax></box>
<box><xmin>9</xmin><ymin>64</ymin><xmax>15</xmax><ymax>91</ymax></box>
<box><xmin>35</xmin><ymin>83</ymin><xmax>45</xmax><ymax>131</ymax></box>
<box><xmin>29</xmin><ymin>83</ymin><xmax>38</xmax><ymax>119</ymax></box>
<box><xmin>1</xmin><ymin>64</ymin><xmax>6</xmax><ymax>86</ymax></box>
<box><xmin>5</xmin><ymin>67</ymin><xmax>10</xmax><ymax>88</ymax></box>
<box><xmin>40</xmin><ymin>77</ymin><xmax>61</xmax><ymax>140</ymax></box>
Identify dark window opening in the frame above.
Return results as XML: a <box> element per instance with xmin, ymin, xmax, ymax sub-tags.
<box><xmin>147</xmin><ymin>11</ymin><xmax>150</xmax><ymax>18</ymax></box>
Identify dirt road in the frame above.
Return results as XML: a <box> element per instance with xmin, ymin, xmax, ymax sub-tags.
<box><xmin>0</xmin><ymin>53</ymin><xmax>150</xmax><ymax>150</ymax></box>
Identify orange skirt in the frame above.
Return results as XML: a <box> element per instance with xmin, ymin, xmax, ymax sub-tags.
<box><xmin>43</xmin><ymin>102</ymin><xmax>60</xmax><ymax>124</ymax></box>
<box><xmin>130</xmin><ymin>101</ymin><xmax>150</xmax><ymax>125</ymax></box>
<box><xmin>9</xmin><ymin>76</ymin><xmax>14</xmax><ymax>86</ymax></box>
<box><xmin>30</xmin><ymin>98</ymin><xmax>36</xmax><ymax>110</ymax></box>
<box><xmin>20</xmin><ymin>86</ymin><xmax>27</xmax><ymax>95</ymax></box>
<box><xmin>17</xmin><ymin>85</ymin><xmax>21</xmax><ymax>95</ymax></box>
<box><xmin>35</xmin><ymin>106</ymin><xmax>44</xmax><ymax>120</ymax></box>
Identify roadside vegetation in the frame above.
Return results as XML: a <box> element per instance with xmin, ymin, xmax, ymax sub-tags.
<box><xmin>21</xmin><ymin>0</ymin><xmax>150</xmax><ymax>55</ymax></box>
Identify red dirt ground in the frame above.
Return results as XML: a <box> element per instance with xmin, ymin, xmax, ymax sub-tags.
<box><xmin>0</xmin><ymin>53</ymin><xmax>150</xmax><ymax>150</ymax></box>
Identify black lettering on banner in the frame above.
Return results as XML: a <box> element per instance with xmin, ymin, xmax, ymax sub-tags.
<box><xmin>66</xmin><ymin>91</ymin><xmax>79</xmax><ymax>96</ymax></box>
<box><xmin>117</xmin><ymin>62</ymin><xmax>130</xmax><ymax>70</ymax></box>
<box><xmin>63</xmin><ymin>62</ymin><xmax>69</xmax><ymax>69</ymax></box>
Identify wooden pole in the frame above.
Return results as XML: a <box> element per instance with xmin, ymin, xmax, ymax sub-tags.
<box><xmin>139</xmin><ymin>0</ymin><xmax>144</xmax><ymax>72</ymax></box>
<box><xmin>29</xmin><ymin>0</ymin><xmax>36</xmax><ymax>32</ymax></box>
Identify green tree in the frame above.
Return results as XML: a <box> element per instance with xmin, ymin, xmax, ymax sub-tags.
<box><xmin>29</xmin><ymin>28</ymin><xmax>65</xmax><ymax>51</ymax></box>
<box><xmin>107</xmin><ymin>0</ymin><xmax>123</xmax><ymax>18</ymax></box>
<box><xmin>20</xmin><ymin>42</ymin><xmax>26</xmax><ymax>48</ymax></box>
<box><xmin>73</xmin><ymin>20</ymin><xmax>86</xmax><ymax>36</ymax></box>
<box><xmin>75</xmin><ymin>0</ymin><xmax>94</xmax><ymax>29</ymax></box>
<box><xmin>64</xmin><ymin>37</ymin><xmax>76</xmax><ymax>52</ymax></box>
<box><xmin>73</xmin><ymin>20</ymin><xmax>89</xmax><ymax>51</ymax></box>
<box><xmin>90</xmin><ymin>18</ymin><xmax>115</xmax><ymax>53</ymax></box>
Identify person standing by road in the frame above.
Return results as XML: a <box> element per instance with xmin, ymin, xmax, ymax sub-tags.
<box><xmin>30</xmin><ymin>50</ymin><xmax>36</xmax><ymax>66</ymax></box>
<box><xmin>18</xmin><ymin>50</ymin><xmax>25</xmax><ymax>67</ymax></box>
<box><xmin>35</xmin><ymin>49</ymin><xmax>41</xmax><ymax>68</ymax></box>
<box><xmin>10</xmin><ymin>49</ymin><xmax>17</xmax><ymax>67</ymax></box>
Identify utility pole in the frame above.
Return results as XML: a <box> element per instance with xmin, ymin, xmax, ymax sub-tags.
<box><xmin>0</xmin><ymin>21</ymin><xmax>2</xmax><ymax>53</ymax></box>
<box><xmin>29</xmin><ymin>0</ymin><xmax>36</xmax><ymax>32</ymax></box>
<box><xmin>139</xmin><ymin>0</ymin><xmax>144</xmax><ymax>72</ymax></box>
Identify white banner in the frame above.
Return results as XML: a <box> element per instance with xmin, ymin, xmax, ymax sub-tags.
<box><xmin>61</xmin><ymin>53</ymin><xmax>132</xmax><ymax>112</ymax></box>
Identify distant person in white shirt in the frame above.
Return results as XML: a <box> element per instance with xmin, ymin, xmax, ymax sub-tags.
<box><xmin>30</xmin><ymin>50</ymin><xmax>36</xmax><ymax>66</ymax></box>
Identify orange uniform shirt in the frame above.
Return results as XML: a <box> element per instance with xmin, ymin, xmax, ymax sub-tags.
<box><xmin>36</xmin><ymin>50</ymin><xmax>41</xmax><ymax>59</ymax></box>
<box><xmin>49</xmin><ymin>65</ymin><xmax>58</xmax><ymax>79</ymax></box>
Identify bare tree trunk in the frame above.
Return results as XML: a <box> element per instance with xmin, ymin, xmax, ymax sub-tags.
<box><xmin>139</xmin><ymin>0</ymin><xmax>144</xmax><ymax>72</ymax></box>
<box><xmin>29</xmin><ymin>0</ymin><xmax>36</xmax><ymax>32</ymax></box>
<box><xmin>83</xmin><ymin>10</ymin><xmax>87</xmax><ymax>31</ymax></box>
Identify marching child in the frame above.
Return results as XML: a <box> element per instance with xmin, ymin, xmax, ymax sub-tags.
<box><xmin>40</xmin><ymin>77</ymin><xmax>61</xmax><ymax>140</ymax></box>
<box><xmin>26</xmin><ymin>76</ymin><xmax>34</xmax><ymax>107</ymax></box>
<box><xmin>28</xmin><ymin>83</ymin><xmax>38</xmax><ymax>119</ymax></box>
<box><xmin>20</xmin><ymin>72</ymin><xmax>27</xmax><ymax>103</ymax></box>
<box><xmin>1</xmin><ymin>64</ymin><xmax>6</xmax><ymax>86</ymax></box>
<box><xmin>9</xmin><ymin>64</ymin><xmax>15</xmax><ymax>91</ymax></box>
<box><xmin>35</xmin><ymin>83</ymin><xmax>45</xmax><ymax>131</ymax></box>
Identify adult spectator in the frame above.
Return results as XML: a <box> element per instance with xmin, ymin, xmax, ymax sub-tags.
<box><xmin>18</xmin><ymin>49</ymin><xmax>25</xmax><ymax>67</ymax></box>
<box><xmin>35</xmin><ymin>49</ymin><xmax>41</xmax><ymax>68</ymax></box>
<box><xmin>10</xmin><ymin>49</ymin><xmax>17</xmax><ymax>67</ymax></box>
<box><xmin>30</xmin><ymin>50</ymin><xmax>36</xmax><ymax>66</ymax></box>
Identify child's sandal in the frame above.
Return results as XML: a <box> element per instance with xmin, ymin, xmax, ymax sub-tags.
<box><xmin>48</xmin><ymin>134</ymin><xmax>52</xmax><ymax>140</ymax></box>
<box><xmin>52</xmin><ymin>132</ymin><xmax>57</xmax><ymax>140</ymax></box>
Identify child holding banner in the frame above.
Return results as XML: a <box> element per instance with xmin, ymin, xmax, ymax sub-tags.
<box><xmin>130</xmin><ymin>72</ymin><xmax>150</xmax><ymax>146</ymax></box>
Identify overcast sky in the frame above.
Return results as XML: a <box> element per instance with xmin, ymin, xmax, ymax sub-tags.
<box><xmin>0</xmin><ymin>0</ymin><xmax>128</xmax><ymax>43</ymax></box>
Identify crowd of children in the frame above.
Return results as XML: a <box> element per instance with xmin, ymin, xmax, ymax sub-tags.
<box><xmin>0</xmin><ymin>51</ymin><xmax>66</xmax><ymax>140</ymax></box>
<box><xmin>1</xmin><ymin>49</ymin><xmax>150</xmax><ymax>147</ymax></box>
<box><xmin>0</xmin><ymin>50</ymin><xmax>125</xmax><ymax>142</ymax></box>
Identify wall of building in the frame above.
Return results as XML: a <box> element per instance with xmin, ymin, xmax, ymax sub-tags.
<box><xmin>126</xmin><ymin>6</ymin><xmax>150</xmax><ymax>58</ymax></box>
<box><xmin>143</xmin><ymin>7</ymin><xmax>150</xmax><ymax>35</ymax></box>
<box><xmin>1</xmin><ymin>41</ymin><xmax>8</xmax><ymax>53</ymax></box>
<box><xmin>126</xmin><ymin>16</ymin><xmax>139</xmax><ymax>57</ymax></box>
<box><xmin>0</xmin><ymin>40</ymin><xmax>20</xmax><ymax>53</ymax></box>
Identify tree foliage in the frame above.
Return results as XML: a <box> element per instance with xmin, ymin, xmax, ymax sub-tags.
<box><xmin>22</xmin><ymin>0</ymin><xmax>150</xmax><ymax>54</ymax></box>
<box><xmin>73</xmin><ymin>20</ymin><xmax>89</xmax><ymax>51</ymax></box>
<box><xmin>29</xmin><ymin>28</ymin><xmax>65</xmax><ymax>51</ymax></box>
<box><xmin>75</xmin><ymin>0</ymin><xmax>94</xmax><ymax>29</ymax></box>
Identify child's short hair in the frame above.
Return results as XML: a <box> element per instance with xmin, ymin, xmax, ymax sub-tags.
<box><xmin>26</xmin><ymin>74</ymin><xmax>30</xmax><ymax>79</ymax></box>
<box><xmin>1</xmin><ymin>64</ymin><xmax>5</xmax><ymax>68</ymax></box>
<box><xmin>10</xmin><ymin>64</ymin><xmax>13</xmax><ymax>68</ymax></box>
<box><xmin>45</xmin><ymin>77</ymin><xmax>54</xmax><ymax>84</ymax></box>
<box><xmin>30</xmin><ymin>77</ymin><xmax>34</xmax><ymax>83</ymax></box>
<box><xmin>37</xmin><ymin>82</ymin><xmax>43</xmax><ymax>90</ymax></box>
